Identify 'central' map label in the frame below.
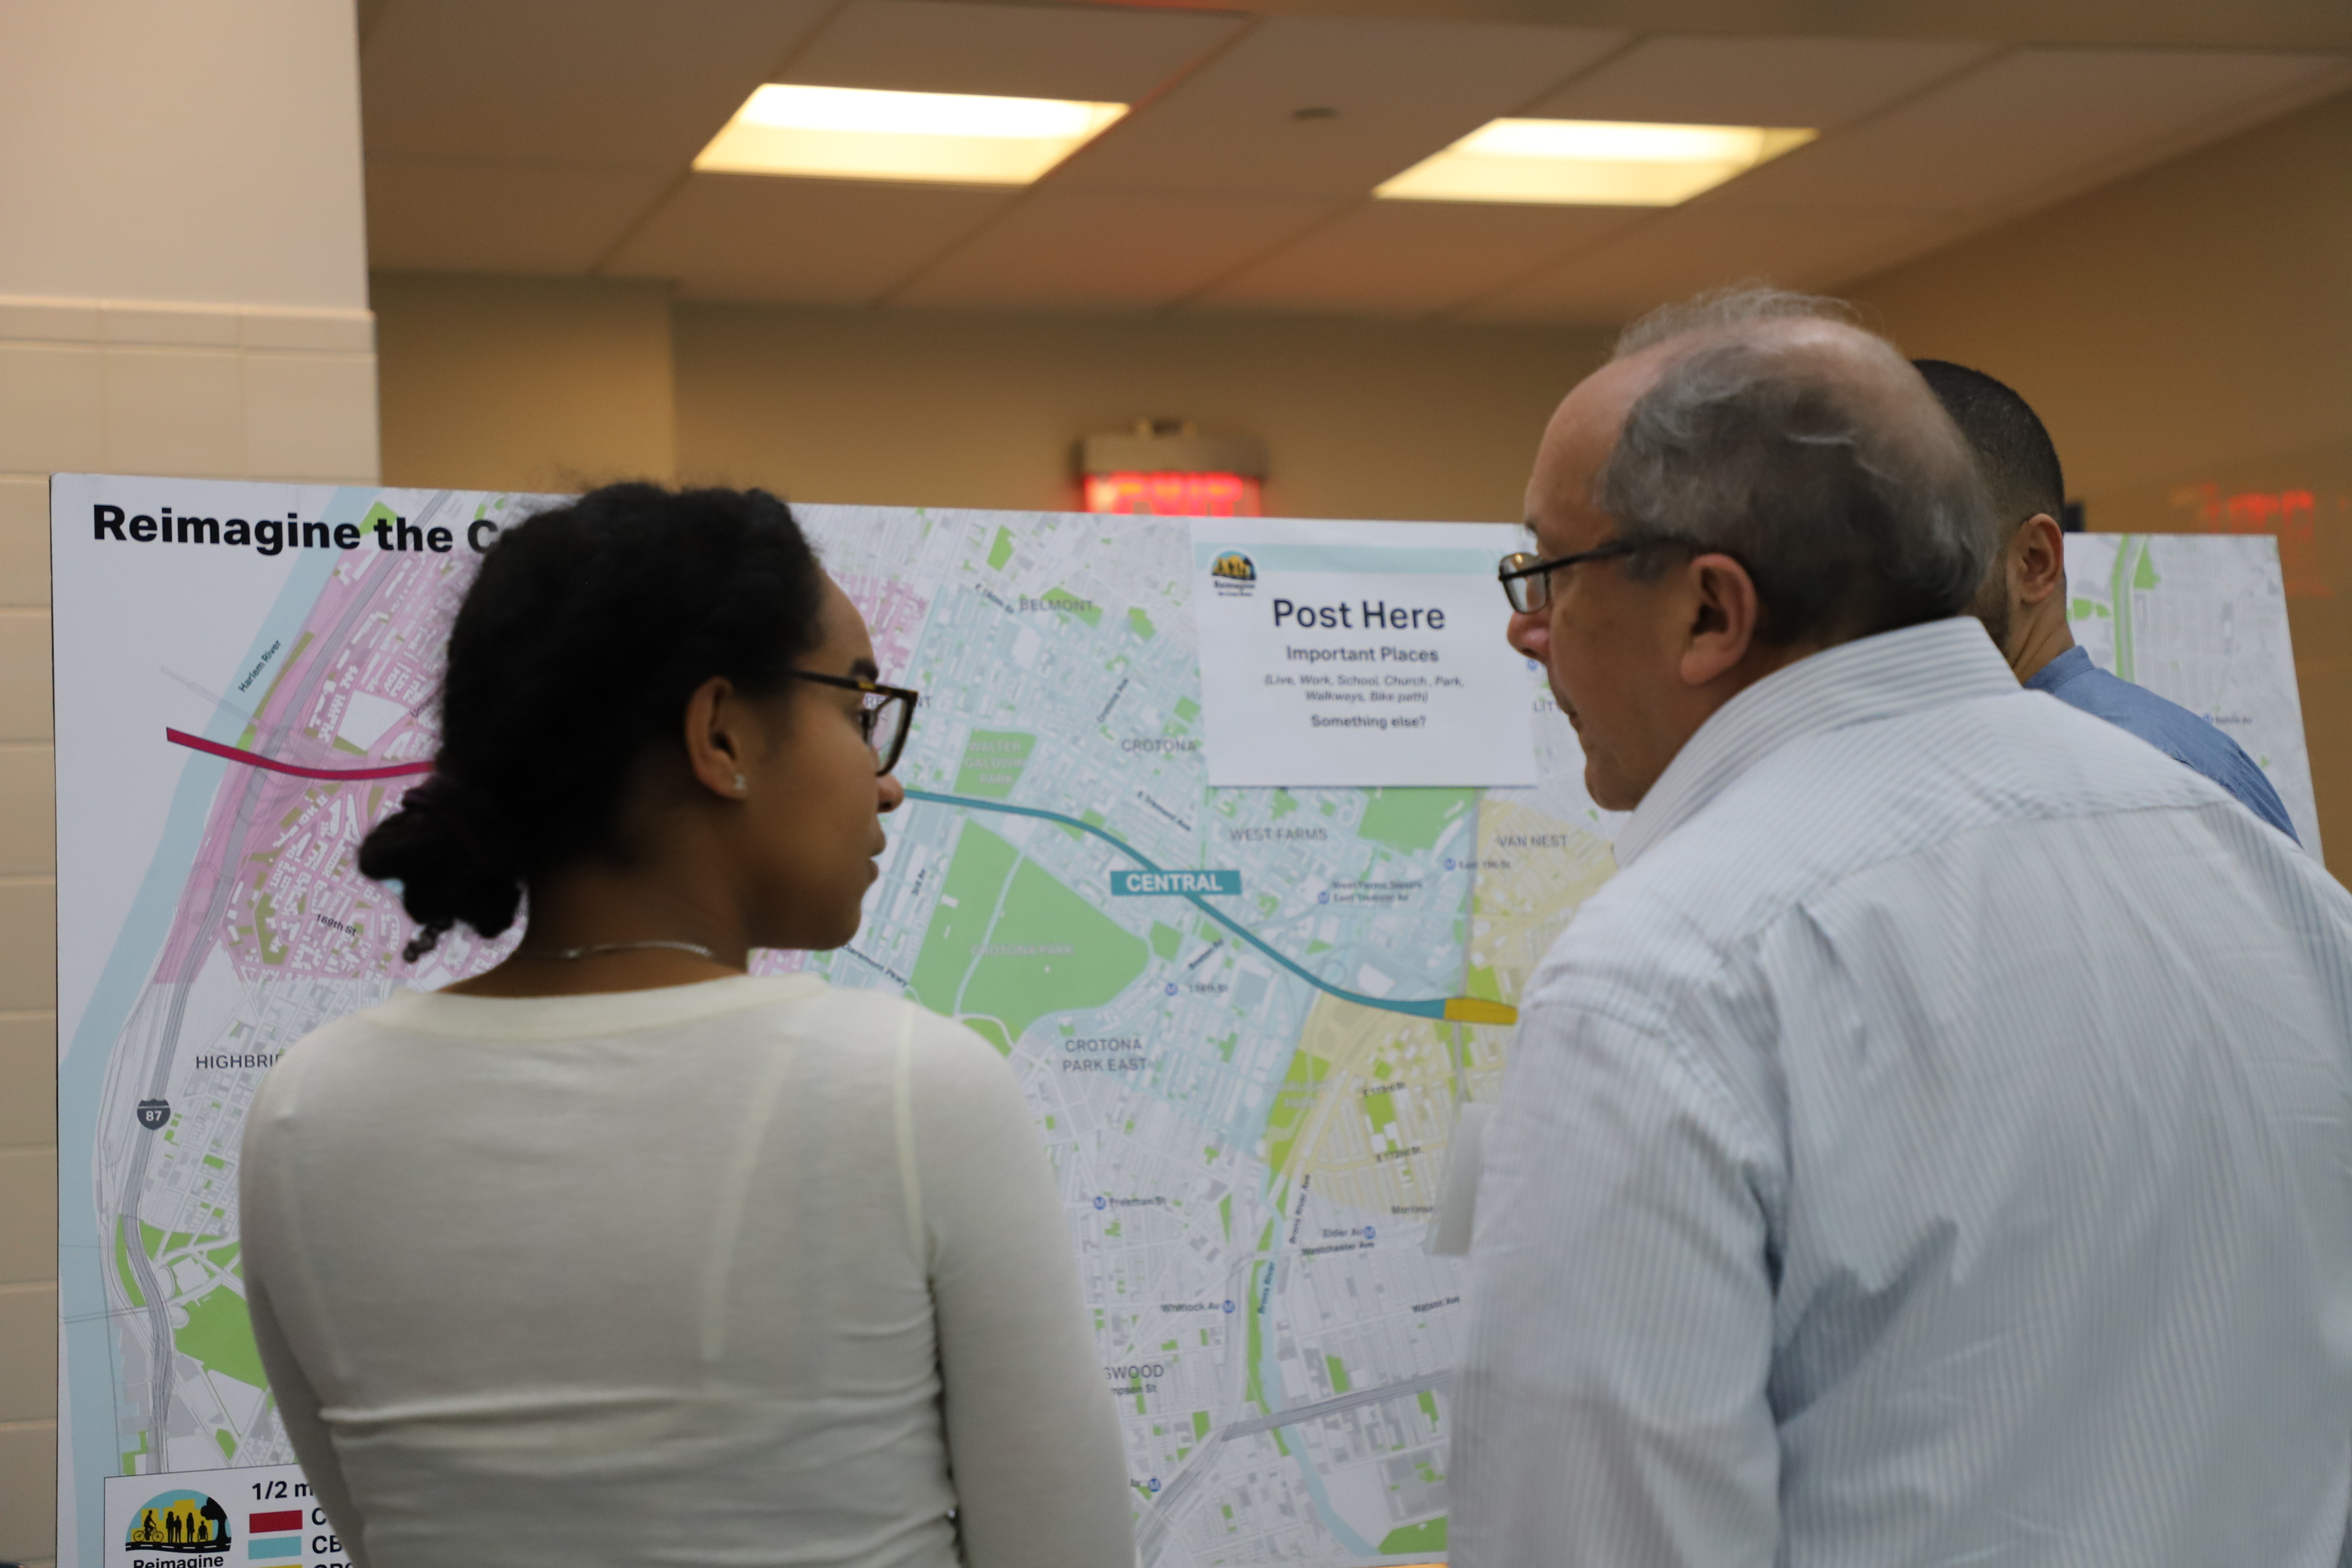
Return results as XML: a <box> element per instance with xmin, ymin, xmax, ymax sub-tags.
<box><xmin>1110</xmin><ymin>869</ymin><xmax>1242</xmax><ymax>896</ymax></box>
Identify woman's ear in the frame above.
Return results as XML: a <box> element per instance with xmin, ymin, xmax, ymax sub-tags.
<box><xmin>681</xmin><ymin>676</ymin><xmax>752</xmax><ymax>800</ymax></box>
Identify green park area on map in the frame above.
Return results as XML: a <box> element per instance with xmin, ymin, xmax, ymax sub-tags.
<box><xmin>909</xmin><ymin>822</ymin><xmax>1150</xmax><ymax>1050</ymax></box>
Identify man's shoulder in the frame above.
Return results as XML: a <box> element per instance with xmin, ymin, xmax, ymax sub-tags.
<box><xmin>1696</xmin><ymin>681</ymin><xmax>2219</xmax><ymax>856</ymax></box>
<box><xmin>2047</xmin><ymin>659</ymin><xmax>2231</xmax><ymax>758</ymax></box>
<box><xmin>1532</xmin><ymin>690</ymin><xmax>2224</xmax><ymax>1014</ymax></box>
<box><xmin>2039</xmin><ymin>663</ymin><xmax>2298</xmax><ymax>839</ymax></box>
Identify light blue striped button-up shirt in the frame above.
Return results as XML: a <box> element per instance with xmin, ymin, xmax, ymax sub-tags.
<box><xmin>1456</xmin><ymin>616</ymin><xmax>2352</xmax><ymax>1568</ymax></box>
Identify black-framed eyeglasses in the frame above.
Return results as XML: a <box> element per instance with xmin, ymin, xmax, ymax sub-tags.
<box><xmin>792</xmin><ymin>671</ymin><xmax>920</xmax><ymax>775</ymax></box>
<box><xmin>1497</xmin><ymin>541</ymin><xmax>1653</xmax><ymax>614</ymax></box>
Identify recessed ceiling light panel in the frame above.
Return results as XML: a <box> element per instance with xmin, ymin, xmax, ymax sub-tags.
<box><xmin>1376</xmin><ymin>118</ymin><xmax>1816</xmax><ymax>207</ymax></box>
<box><xmin>694</xmin><ymin>84</ymin><xmax>1128</xmax><ymax>185</ymax></box>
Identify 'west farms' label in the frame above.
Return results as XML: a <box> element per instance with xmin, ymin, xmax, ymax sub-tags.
<box><xmin>1110</xmin><ymin>869</ymin><xmax>1242</xmax><ymax>896</ymax></box>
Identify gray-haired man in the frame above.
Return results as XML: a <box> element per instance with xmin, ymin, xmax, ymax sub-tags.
<box><xmin>1455</xmin><ymin>289</ymin><xmax>2352</xmax><ymax>1566</ymax></box>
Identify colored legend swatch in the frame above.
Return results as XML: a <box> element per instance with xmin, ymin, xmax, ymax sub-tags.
<box><xmin>248</xmin><ymin>1509</ymin><xmax>305</xmax><ymax>1558</ymax></box>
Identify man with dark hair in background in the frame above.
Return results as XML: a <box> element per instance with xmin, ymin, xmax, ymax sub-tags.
<box><xmin>1915</xmin><ymin>358</ymin><xmax>2298</xmax><ymax>841</ymax></box>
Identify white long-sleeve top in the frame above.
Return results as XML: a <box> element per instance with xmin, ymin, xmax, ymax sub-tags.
<box><xmin>240</xmin><ymin>974</ymin><xmax>1135</xmax><ymax>1568</ymax></box>
<box><xmin>1455</xmin><ymin>617</ymin><xmax>2352</xmax><ymax>1567</ymax></box>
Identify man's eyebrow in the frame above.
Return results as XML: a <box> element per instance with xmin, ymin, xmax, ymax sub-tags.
<box><xmin>849</xmin><ymin>656</ymin><xmax>880</xmax><ymax>679</ymax></box>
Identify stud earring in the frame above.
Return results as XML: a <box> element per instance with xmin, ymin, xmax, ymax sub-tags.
<box><xmin>733</xmin><ymin>773</ymin><xmax>749</xmax><ymax>795</ymax></box>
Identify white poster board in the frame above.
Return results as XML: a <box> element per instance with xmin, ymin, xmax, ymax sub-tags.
<box><xmin>51</xmin><ymin>479</ymin><xmax>2315</xmax><ymax>1566</ymax></box>
<box><xmin>51</xmin><ymin>479</ymin><xmax>1611</xmax><ymax>1568</ymax></box>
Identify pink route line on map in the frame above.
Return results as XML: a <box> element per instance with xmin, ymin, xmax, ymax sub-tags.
<box><xmin>166</xmin><ymin>727</ymin><xmax>434</xmax><ymax>781</ymax></box>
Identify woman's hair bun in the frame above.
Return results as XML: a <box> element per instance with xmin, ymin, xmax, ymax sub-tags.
<box><xmin>354</xmin><ymin>484</ymin><xmax>827</xmax><ymax>960</ymax></box>
<box><xmin>357</xmin><ymin>775</ymin><xmax>525</xmax><ymax>962</ymax></box>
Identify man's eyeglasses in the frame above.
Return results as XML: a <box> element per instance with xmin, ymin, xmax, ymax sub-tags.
<box><xmin>1497</xmin><ymin>541</ymin><xmax>1653</xmax><ymax>614</ymax></box>
<box><xmin>791</xmin><ymin>671</ymin><xmax>920</xmax><ymax>775</ymax></box>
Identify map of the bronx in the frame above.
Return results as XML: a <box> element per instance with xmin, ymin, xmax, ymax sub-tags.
<box><xmin>52</xmin><ymin>478</ymin><xmax>2320</xmax><ymax>1568</ymax></box>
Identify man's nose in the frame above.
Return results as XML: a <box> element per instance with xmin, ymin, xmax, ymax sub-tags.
<box><xmin>1507</xmin><ymin>608</ymin><xmax>1551</xmax><ymax>666</ymax></box>
<box><xmin>877</xmin><ymin>773</ymin><xmax>907</xmax><ymax>813</ymax></box>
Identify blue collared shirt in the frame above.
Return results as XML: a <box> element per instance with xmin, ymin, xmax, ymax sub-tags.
<box><xmin>1455</xmin><ymin>617</ymin><xmax>2352</xmax><ymax>1568</ymax></box>
<box><xmin>2027</xmin><ymin>643</ymin><xmax>2298</xmax><ymax>842</ymax></box>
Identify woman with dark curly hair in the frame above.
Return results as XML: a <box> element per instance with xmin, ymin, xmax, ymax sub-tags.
<box><xmin>237</xmin><ymin>485</ymin><xmax>1132</xmax><ymax>1568</ymax></box>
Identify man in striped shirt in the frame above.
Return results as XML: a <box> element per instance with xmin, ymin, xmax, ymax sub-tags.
<box><xmin>1456</xmin><ymin>287</ymin><xmax>2352</xmax><ymax>1567</ymax></box>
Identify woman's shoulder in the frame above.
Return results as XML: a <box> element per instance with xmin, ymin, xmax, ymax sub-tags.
<box><xmin>264</xmin><ymin>975</ymin><xmax>1009</xmax><ymax>1090</ymax></box>
<box><xmin>783</xmin><ymin>984</ymin><xmax>1012</xmax><ymax>1073</ymax></box>
<box><xmin>350</xmin><ymin>974</ymin><xmax>822</xmax><ymax>1042</ymax></box>
<box><xmin>259</xmin><ymin>998</ymin><xmax>408</xmax><ymax>1086</ymax></box>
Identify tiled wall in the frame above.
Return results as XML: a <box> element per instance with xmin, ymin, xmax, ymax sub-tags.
<box><xmin>0</xmin><ymin>293</ymin><xmax>376</xmax><ymax>1567</ymax></box>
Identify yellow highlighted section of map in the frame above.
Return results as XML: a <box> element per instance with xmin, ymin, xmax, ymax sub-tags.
<box><xmin>1441</xmin><ymin>997</ymin><xmax>1517</xmax><ymax>1026</ymax></box>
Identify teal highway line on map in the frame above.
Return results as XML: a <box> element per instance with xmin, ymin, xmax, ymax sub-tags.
<box><xmin>904</xmin><ymin>787</ymin><xmax>1465</xmax><ymax>1022</ymax></box>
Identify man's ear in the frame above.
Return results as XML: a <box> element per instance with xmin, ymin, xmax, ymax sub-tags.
<box><xmin>2014</xmin><ymin>514</ymin><xmax>2066</xmax><ymax>608</ymax></box>
<box><xmin>1679</xmin><ymin>553</ymin><xmax>1762</xmax><ymax>688</ymax></box>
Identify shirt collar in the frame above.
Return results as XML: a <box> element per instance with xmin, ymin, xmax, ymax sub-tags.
<box><xmin>1614</xmin><ymin>616</ymin><xmax>2019</xmax><ymax>869</ymax></box>
<box><xmin>2024</xmin><ymin>644</ymin><xmax>2094</xmax><ymax>695</ymax></box>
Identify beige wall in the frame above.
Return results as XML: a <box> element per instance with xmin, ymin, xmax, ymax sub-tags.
<box><xmin>374</xmin><ymin>280</ymin><xmax>1610</xmax><ymax>522</ymax></box>
<box><xmin>375</xmin><ymin>273</ymin><xmax>677</xmax><ymax>492</ymax></box>
<box><xmin>0</xmin><ymin>3</ymin><xmax>376</xmax><ymax>1561</ymax></box>
<box><xmin>671</xmin><ymin>306</ymin><xmax>1606</xmax><ymax>522</ymax></box>
<box><xmin>1848</xmin><ymin>87</ymin><xmax>2352</xmax><ymax>856</ymax></box>
<box><xmin>0</xmin><ymin>9</ymin><xmax>368</xmax><ymax>309</ymax></box>
<box><xmin>1849</xmin><ymin>89</ymin><xmax>2352</xmax><ymax>499</ymax></box>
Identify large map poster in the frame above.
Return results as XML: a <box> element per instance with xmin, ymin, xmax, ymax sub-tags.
<box><xmin>52</xmin><ymin>477</ymin><xmax>1607</xmax><ymax>1568</ymax></box>
<box><xmin>51</xmin><ymin>477</ymin><xmax>2318</xmax><ymax>1568</ymax></box>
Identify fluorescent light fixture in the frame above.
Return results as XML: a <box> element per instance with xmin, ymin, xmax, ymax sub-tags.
<box><xmin>694</xmin><ymin>84</ymin><xmax>1127</xmax><ymax>185</ymax></box>
<box><xmin>1376</xmin><ymin>119</ymin><xmax>1816</xmax><ymax>207</ymax></box>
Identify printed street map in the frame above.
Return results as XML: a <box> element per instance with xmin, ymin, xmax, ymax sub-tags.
<box><xmin>51</xmin><ymin>479</ymin><xmax>2318</xmax><ymax>1566</ymax></box>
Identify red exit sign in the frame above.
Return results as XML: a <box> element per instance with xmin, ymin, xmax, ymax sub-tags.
<box><xmin>1084</xmin><ymin>470</ymin><xmax>1261</xmax><ymax>517</ymax></box>
<box><xmin>2173</xmin><ymin>482</ymin><xmax>2334</xmax><ymax>598</ymax></box>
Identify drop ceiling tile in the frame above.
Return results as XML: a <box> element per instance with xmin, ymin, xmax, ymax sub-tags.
<box><xmin>1525</xmin><ymin>35</ymin><xmax>1998</xmax><ymax>132</ymax></box>
<box><xmin>1196</xmin><ymin>201</ymin><xmax>1647</xmax><ymax>317</ymax></box>
<box><xmin>1456</xmin><ymin>207</ymin><xmax>1958</xmax><ymax>326</ymax></box>
<box><xmin>893</xmin><ymin>188</ymin><xmax>1340</xmax><ymax>311</ymax></box>
<box><xmin>604</xmin><ymin>173</ymin><xmax>1015</xmax><ymax>305</ymax></box>
<box><xmin>1055</xmin><ymin>16</ymin><xmax>1628</xmax><ymax>197</ymax></box>
<box><xmin>363</xmin><ymin>0</ymin><xmax>833</xmax><ymax>169</ymax></box>
<box><xmin>1707</xmin><ymin>47</ymin><xmax>2350</xmax><ymax>214</ymax></box>
<box><xmin>789</xmin><ymin>0</ymin><xmax>1243</xmax><ymax>103</ymax></box>
<box><xmin>365</xmin><ymin>158</ymin><xmax>676</xmax><ymax>273</ymax></box>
